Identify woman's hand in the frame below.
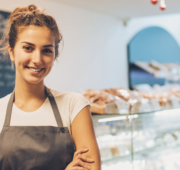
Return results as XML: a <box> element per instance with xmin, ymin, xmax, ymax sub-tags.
<box><xmin>65</xmin><ymin>148</ymin><xmax>94</xmax><ymax>170</ymax></box>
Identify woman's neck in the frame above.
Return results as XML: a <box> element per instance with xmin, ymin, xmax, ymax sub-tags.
<box><xmin>14</xmin><ymin>78</ymin><xmax>47</xmax><ymax>104</ymax></box>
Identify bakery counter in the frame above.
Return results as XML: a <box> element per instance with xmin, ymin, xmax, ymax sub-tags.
<box><xmin>84</xmin><ymin>85</ymin><xmax>180</xmax><ymax>115</ymax></box>
<box><xmin>92</xmin><ymin>108</ymin><xmax>180</xmax><ymax>170</ymax></box>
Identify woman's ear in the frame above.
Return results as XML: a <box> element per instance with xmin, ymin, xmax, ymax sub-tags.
<box><xmin>8</xmin><ymin>45</ymin><xmax>15</xmax><ymax>62</ymax></box>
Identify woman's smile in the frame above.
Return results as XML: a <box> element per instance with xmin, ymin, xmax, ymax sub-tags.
<box><xmin>25</xmin><ymin>66</ymin><xmax>45</xmax><ymax>74</ymax></box>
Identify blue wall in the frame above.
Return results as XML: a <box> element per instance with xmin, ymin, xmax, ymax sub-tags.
<box><xmin>129</xmin><ymin>26</ymin><xmax>180</xmax><ymax>63</ymax></box>
<box><xmin>128</xmin><ymin>26</ymin><xmax>180</xmax><ymax>88</ymax></box>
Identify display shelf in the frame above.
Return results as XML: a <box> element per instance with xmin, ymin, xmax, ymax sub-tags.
<box><xmin>134</xmin><ymin>142</ymin><xmax>180</xmax><ymax>156</ymax></box>
<box><xmin>132</xmin><ymin>145</ymin><xmax>180</xmax><ymax>170</ymax></box>
<box><xmin>101</xmin><ymin>143</ymin><xmax>176</xmax><ymax>164</ymax></box>
<box><xmin>101</xmin><ymin>153</ymin><xmax>131</xmax><ymax>164</ymax></box>
<box><xmin>92</xmin><ymin>107</ymin><xmax>180</xmax><ymax>118</ymax></box>
<box><xmin>92</xmin><ymin>108</ymin><xmax>180</xmax><ymax>170</ymax></box>
<box><xmin>101</xmin><ymin>147</ymin><xmax>157</xmax><ymax>164</ymax></box>
<box><xmin>134</xmin><ymin>143</ymin><xmax>180</xmax><ymax>158</ymax></box>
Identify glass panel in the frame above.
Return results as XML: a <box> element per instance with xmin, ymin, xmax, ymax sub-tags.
<box><xmin>92</xmin><ymin>114</ymin><xmax>133</xmax><ymax>170</ymax></box>
<box><xmin>132</xmin><ymin>108</ymin><xmax>180</xmax><ymax>170</ymax></box>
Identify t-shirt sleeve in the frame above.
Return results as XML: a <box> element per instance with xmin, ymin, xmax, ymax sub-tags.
<box><xmin>69</xmin><ymin>93</ymin><xmax>90</xmax><ymax>124</ymax></box>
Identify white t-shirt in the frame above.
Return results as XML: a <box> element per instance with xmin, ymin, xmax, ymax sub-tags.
<box><xmin>0</xmin><ymin>89</ymin><xmax>90</xmax><ymax>136</ymax></box>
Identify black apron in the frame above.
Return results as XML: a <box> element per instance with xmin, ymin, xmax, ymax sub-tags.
<box><xmin>0</xmin><ymin>87</ymin><xmax>75</xmax><ymax>170</ymax></box>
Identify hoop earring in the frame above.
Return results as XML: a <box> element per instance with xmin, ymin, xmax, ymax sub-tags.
<box><xmin>11</xmin><ymin>61</ymin><xmax>14</xmax><ymax>70</ymax></box>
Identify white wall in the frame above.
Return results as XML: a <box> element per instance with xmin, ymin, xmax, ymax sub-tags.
<box><xmin>2</xmin><ymin>0</ymin><xmax>180</xmax><ymax>92</ymax></box>
<box><xmin>126</xmin><ymin>13</ymin><xmax>180</xmax><ymax>46</ymax></box>
<box><xmin>0</xmin><ymin>0</ymin><xmax>128</xmax><ymax>92</ymax></box>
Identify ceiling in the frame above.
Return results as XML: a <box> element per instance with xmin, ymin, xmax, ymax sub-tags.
<box><xmin>50</xmin><ymin>0</ymin><xmax>180</xmax><ymax>19</ymax></box>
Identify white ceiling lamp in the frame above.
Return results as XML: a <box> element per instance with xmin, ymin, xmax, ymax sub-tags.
<box><xmin>151</xmin><ymin>0</ymin><xmax>166</xmax><ymax>10</ymax></box>
<box><xmin>160</xmin><ymin>0</ymin><xmax>166</xmax><ymax>10</ymax></box>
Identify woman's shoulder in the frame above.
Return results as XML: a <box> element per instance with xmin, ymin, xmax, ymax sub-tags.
<box><xmin>49</xmin><ymin>89</ymin><xmax>90</xmax><ymax>123</ymax></box>
<box><xmin>49</xmin><ymin>88</ymin><xmax>90</xmax><ymax>109</ymax></box>
<box><xmin>50</xmin><ymin>88</ymin><xmax>88</xmax><ymax>101</ymax></box>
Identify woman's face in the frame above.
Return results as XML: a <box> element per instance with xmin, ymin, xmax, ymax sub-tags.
<box><xmin>9</xmin><ymin>25</ymin><xmax>55</xmax><ymax>85</ymax></box>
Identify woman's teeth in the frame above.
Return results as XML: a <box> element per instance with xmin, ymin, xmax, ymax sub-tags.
<box><xmin>29</xmin><ymin>67</ymin><xmax>42</xmax><ymax>72</ymax></box>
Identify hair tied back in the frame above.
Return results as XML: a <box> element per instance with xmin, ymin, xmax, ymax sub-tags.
<box><xmin>28</xmin><ymin>4</ymin><xmax>37</xmax><ymax>11</ymax></box>
<box><xmin>0</xmin><ymin>4</ymin><xmax>63</xmax><ymax>59</ymax></box>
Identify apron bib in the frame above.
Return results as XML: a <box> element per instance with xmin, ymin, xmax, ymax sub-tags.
<box><xmin>0</xmin><ymin>87</ymin><xmax>75</xmax><ymax>170</ymax></box>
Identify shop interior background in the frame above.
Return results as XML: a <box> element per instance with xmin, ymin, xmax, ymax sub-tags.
<box><xmin>0</xmin><ymin>0</ymin><xmax>180</xmax><ymax>94</ymax></box>
<box><xmin>2</xmin><ymin>1</ymin><xmax>180</xmax><ymax>170</ymax></box>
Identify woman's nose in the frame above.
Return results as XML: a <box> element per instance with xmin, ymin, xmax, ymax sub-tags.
<box><xmin>32</xmin><ymin>50</ymin><xmax>42</xmax><ymax>65</ymax></box>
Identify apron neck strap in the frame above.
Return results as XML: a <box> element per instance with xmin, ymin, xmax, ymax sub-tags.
<box><xmin>45</xmin><ymin>87</ymin><xmax>63</xmax><ymax>127</ymax></box>
<box><xmin>4</xmin><ymin>90</ymin><xmax>14</xmax><ymax>127</ymax></box>
<box><xmin>3</xmin><ymin>86</ymin><xmax>63</xmax><ymax>128</ymax></box>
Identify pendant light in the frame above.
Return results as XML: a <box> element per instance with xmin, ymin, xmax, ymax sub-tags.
<box><xmin>151</xmin><ymin>0</ymin><xmax>166</xmax><ymax>10</ymax></box>
<box><xmin>160</xmin><ymin>0</ymin><xmax>166</xmax><ymax>10</ymax></box>
<box><xmin>151</xmin><ymin>0</ymin><xmax>158</xmax><ymax>5</ymax></box>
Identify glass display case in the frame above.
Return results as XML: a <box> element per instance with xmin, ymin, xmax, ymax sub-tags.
<box><xmin>92</xmin><ymin>108</ymin><xmax>180</xmax><ymax>170</ymax></box>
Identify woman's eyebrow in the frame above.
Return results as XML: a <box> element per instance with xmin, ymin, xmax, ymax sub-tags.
<box><xmin>21</xmin><ymin>42</ymin><xmax>35</xmax><ymax>46</ymax></box>
<box><xmin>21</xmin><ymin>42</ymin><xmax>54</xmax><ymax>47</ymax></box>
<box><xmin>43</xmin><ymin>45</ymin><xmax>54</xmax><ymax>47</ymax></box>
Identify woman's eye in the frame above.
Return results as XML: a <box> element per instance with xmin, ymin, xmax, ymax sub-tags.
<box><xmin>23</xmin><ymin>46</ymin><xmax>33</xmax><ymax>51</ymax></box>
<box><xmin>43</xmin><ymin>49</ymin><xmax>53</xmax><ymax>53</ymax></box>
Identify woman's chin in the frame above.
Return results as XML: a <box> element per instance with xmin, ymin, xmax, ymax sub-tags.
<box><xmin>25</xmin><ymin>78</ymin><xmax>44</xmax><ymax>85</ymax></box>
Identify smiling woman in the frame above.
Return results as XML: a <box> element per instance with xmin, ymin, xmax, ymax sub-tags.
<box><xmin>0</xmin><ymin>4</ymin><xmax>101</xmax><ymax>170</ymax></box>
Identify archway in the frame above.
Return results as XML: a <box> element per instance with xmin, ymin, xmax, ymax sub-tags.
<box><xmin>128</xmin><ymin>26</ymin><xmax>180</xmax><ymax>89</ymax></box>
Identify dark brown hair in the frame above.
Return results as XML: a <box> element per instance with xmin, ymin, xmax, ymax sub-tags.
<box><xmin>0</xmin><ymin>4</ymin><xmax>63</xmax><ymax>59</ymax></box>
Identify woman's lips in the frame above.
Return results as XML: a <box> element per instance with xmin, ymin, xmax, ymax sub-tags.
<box><xmin>25</xmin><ymin>66</ymin><xmax>44</xmax><ymax>73</ymax></box>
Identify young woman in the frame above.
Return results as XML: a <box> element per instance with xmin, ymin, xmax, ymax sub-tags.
<box><xmin>0</xmin><ymin>4</ymin><xmax>101</xmax><ymax>170</ymax></box>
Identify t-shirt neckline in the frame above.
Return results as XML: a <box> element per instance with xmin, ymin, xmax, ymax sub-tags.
<box><xmin>12</xmin><ymin>97</ymin><xmax>49</xmax><ymax>116</ymax></box>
